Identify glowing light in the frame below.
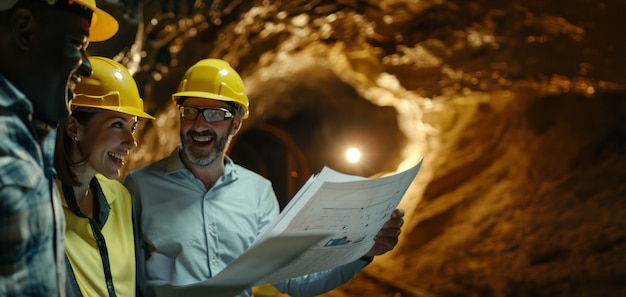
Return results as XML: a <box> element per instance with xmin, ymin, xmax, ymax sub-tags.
<box><xmin>345</xmin><ymin>148</ymin><xmax>361</xmax><ymax>163</ymax></box>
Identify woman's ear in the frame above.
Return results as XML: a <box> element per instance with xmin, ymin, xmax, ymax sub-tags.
<box><xmin>65</xmin><ymin>117</ymin><xmax>80</xmax><ymax>140</ymax></box>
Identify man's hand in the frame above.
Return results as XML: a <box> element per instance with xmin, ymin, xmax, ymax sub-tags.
<box><xmin>364</xmin><ymin>208</ymin><xmax>405</xmax><ymax>257</ymax></box>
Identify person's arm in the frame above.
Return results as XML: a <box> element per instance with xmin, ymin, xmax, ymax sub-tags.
<box><xmin>272</xmin><ymin>209</ymin><xmax>406</xmax><ymax>297</ymax></box>
<box><xmin>0</xmin><ymin>158</ymin><xmax>59</xmax><ymax>295</ymax></box>
<box><xmin>125</xmin><ymin>173</ymin><xmax>156</xmax><ymax>297</ymax></box>
<box><xmin>272</xmin><ymin>259</ymin><xmax>369</xmax><ymax>297</ymax></box>
<box><xmin>131</xmin><ymin>189</ymin><xmax>155</xmax><ymax>297</ymax></box>
<box><xmin>256</xmin><ymin>180</ymin><xmax>281</xmax><ymax>235</ymax></box>
<box><xmin>0</xmin><ymin>185</ymin><xmax>33</xmax><ymax>293</ymax></box>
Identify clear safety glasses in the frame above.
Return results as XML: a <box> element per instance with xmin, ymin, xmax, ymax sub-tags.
<box><xmin>179</xmin><ymin>106</ymin><xmax>234</xmax><ymax>122</ymax></box>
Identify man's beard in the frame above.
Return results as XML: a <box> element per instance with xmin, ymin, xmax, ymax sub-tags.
<box><xmin>180</xmin><ymin>122</ymin><xmax>234</xmax><ymax>167</ymax></box>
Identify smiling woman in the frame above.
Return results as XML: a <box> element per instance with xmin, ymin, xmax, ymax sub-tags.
<box><xmin>53</xmin><ymin>56</ymin><xmax>154</xmax><ymax>297</ymax></box>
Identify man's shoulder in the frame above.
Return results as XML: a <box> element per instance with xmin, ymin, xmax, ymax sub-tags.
<box><xmin>0</xmin><ymin>110</ymin><xmax>30</xmax><ymax>138</ymax></box>
<box><xmin>231</xmin><ymin>163</ymin><xmax>261</xmax><ymax>176</ymax></box>
<box><xmin>0</xmin><ymin>78</ymin><xmax>32</xmax><ymax>115</ymax></box>
<box><xmin>128</xmin><ymin>153</ymin><xmax>173</xmax><ymax>176</ymax></box>
<box><xmin>230</xmin><ymin>163</ymin><xmax>272</xmax><ymax>184</ymax></box>
<box><xmin>0</xmin><ymin>149</ymin><xmax>42</xmax><ymax>189</ymax></box>
<box><xmin>0</xmin><ymin>116</ymin><xmax>41</xmax><ymax>189</ymax></box>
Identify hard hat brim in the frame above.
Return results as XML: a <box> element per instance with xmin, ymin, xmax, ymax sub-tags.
<box><xmin>0</xmin><ymin>0</ymin><xmax>119</xmax><ymax>42</ymax></box>
<box><xmin>78</xmin><ymin>1</ymin><xmax>119</xmax><ymax>42</ymax></box>
<box><xmin>172</xmin><ymin>91</ymin><xmax>239</xmax><ymax>104</ymax></box>
<box><xmin>72</xmin><ymin>104</ymin><xmax>156</xmax><ymax>120</ymax></box>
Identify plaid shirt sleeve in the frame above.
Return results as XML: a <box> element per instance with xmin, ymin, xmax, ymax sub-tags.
<box><xmin>0</xmin><ymin>114</ymin><xmax>62</xmax><ymax>295</ymax></box>
<box><xmin>0</xmin><ymin>158</ymin><xmax>60</xmax><ymax>296</ymax></box>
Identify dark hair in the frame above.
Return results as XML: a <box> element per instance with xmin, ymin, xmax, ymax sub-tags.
<box><xmin>54</xmin><ymin>111</ymin><xmax>96</xmax><ymax>186</ymax></box>
<box><xmin>225</xmin><ymin>101</ymin><xmax>245</xmax><ymax>117</ymax></box>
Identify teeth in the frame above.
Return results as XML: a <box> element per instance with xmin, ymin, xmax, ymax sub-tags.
<box><xmin>108</xmin><ymin>152</ymin><xmax>125</xmax><ymax>162</ymax></box>
<box><xmin>192</xmin><ymin>135</ymin><xmax>213</xmax><ymax>142</ymax></box>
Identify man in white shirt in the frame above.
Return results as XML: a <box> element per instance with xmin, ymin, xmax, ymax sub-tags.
<box><xmin>124</xmin><ymin>58</ymin><xmax>406</xmax><ymax>297</ymax></box>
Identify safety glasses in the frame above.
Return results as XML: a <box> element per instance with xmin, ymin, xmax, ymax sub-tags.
<box><xmin>179</xmin><ymin>106</ymin><xmax>234</xmax><ymax>122</ymax></box>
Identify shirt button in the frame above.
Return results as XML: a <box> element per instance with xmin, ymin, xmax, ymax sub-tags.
<box><xmin>211</xmin><ymin>253</ymin><xmax>218</xmax><ymax>259</ymax></box>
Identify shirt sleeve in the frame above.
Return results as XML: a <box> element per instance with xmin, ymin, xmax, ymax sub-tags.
<box><xmin>0</xmin><ymin>157</ymin><xmax>57</xmax><ymax>295</ymax></box>
<box><xmin>271</xmin><ymin>259</ymin><xmax>370</xmax><ymax>297</ymax></box>
<box><xmin>129</xmin><ymin>187</ymin><xmax>155</xmax><ymax>297</ymax></box>
<box><xmin>0</xmin><ymin>185</ymin><xmax>31</xmax><ymax>264</ymax></box>
<box><xmin>256</xmin><ymin>179</ymin><xmax>280</xmax><ymax>236</ymax></box>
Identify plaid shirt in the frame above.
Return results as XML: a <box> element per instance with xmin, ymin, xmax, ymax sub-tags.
<box><xmin>0</xmin><ymin>74</ymin><xmax>65</xmax><ymax>296</ymax></box>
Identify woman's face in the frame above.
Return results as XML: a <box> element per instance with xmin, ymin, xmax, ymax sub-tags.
<box><xmin>78</xmin><ymin>111</ymin><xmax>138</xmax><ymax>179</ymax></box>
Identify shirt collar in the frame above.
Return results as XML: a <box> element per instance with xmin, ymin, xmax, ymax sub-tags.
<box><xmin>58</xmin><ymin>175</ymin><xmax>112</xmax><ymax>228</ymax></box>
<box><xmin>164</xmin><ymin>147</ymin><xmax>186</xmax><ymax>174</ymax></box>
<box><xmin>0</xmin><ymin>73</ymin><xmax>34</xmax><ymax>115</ymax></box>
<box><xmin>222</xmin><ymin>155</ymin><xmax>238</xmax><ymax>180</ymax></box>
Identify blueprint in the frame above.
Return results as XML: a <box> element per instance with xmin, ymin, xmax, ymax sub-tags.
<box><xmin>252</xmin><ymin>158</ymin><xmax>423</xmax><ymax>283</ymax></box>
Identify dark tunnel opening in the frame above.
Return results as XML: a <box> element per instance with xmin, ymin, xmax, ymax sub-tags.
<box><xmin>229</xmin><ymin>97</ymin><xmax>407</xmax><ymax>208</ymax></box>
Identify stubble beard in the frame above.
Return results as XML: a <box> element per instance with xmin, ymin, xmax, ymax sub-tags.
<box><xmin>180</xmin><ymin>122</ymin><xmax>234</xmax><ymax>167</ymax></box>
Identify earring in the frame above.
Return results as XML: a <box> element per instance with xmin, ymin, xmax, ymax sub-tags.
<box><xmin>73</xmin><ymin>136</ymin><xmax>79</xmax><ymax>142</ymax></box>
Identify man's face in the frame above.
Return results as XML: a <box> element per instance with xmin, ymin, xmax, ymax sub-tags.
<box><xmin>28</xmin><ymin>4</ymin><xmax>91</xmax><ymax>124</ymax></box>
<box><xmin>179</xmin><ymin>98</ymin><xmax>239</xmax><ymax>167</ymax></box>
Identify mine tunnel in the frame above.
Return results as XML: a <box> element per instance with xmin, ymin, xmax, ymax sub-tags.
<box><xmin>87</xmin><ymin>0</ymin><xmax>626</xmax><ymax>296</ymax></box>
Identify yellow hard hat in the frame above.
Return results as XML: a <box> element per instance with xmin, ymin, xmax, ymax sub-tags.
<box><xmin>72</xmin><ymin>56</ymin><xmax>155</xmax><ymax>119</ymax></box>
<box><xmin>0</xmin><ymin>0</ymin><xmax>118</xmax><ymax>42</ymax></box>
<box><xmin>172</xmin><ymin>59</ymin><xmax>250</xmax><ymax>119</ymax></box>
<box><xmin>73</xmin><ymin>0</ymin><xmax>119</xmax><ymax>42</ymax></box>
